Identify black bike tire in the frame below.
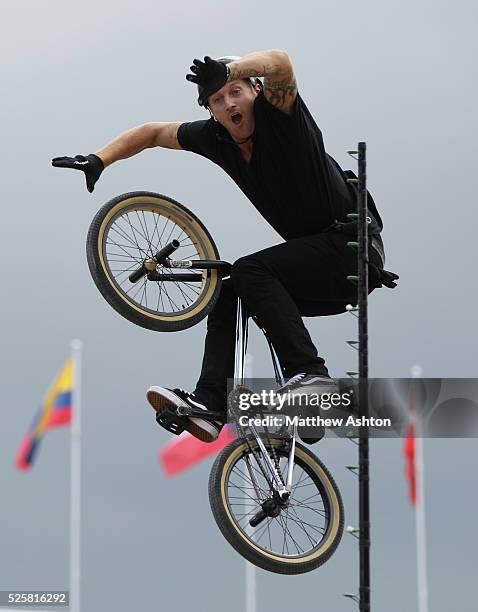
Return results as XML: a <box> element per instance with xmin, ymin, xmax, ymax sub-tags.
<box><xmin>208</xmin><ymin>437</ymin><xmax>344</xmax><ymax>575</ymax></box>
<box><xmin>86</xmin><ymin>191</ymin><xmax>222</xmax><ymax>332</ymax></box>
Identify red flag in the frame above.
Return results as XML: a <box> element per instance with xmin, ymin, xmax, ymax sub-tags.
<box><xmin>159</xmin><ymin>425</ymin><xmax>236</xmax><ymax>477</ymax></box>
<box><xmin>403</xmin><ymin>387</ymin><xmax>417</xmax><ymax>505</ymax></box>
<box><xmin>403</xmin><ymin>422</ymin><xmax>417</xmax><ymax>505</ymax></box>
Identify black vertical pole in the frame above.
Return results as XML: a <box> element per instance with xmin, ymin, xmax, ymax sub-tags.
<box><xmin>357</xmin><ymin>142</ymin><xmax>371</xmax><ymax>612</ymax></box>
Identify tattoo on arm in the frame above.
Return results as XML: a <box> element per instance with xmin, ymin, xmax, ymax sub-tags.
<box><xmin>228</xmin><ymin>63</ymin><xmax>281</xmax><ymax>81</ymax></box>
<box><xmin>226</xmin><ymin>54</ymin><xmax>298</xmax><ymax>112</ymax></box>
<box><xmin>264</xmin><ymin>74</ymin><xmax>298</xmax><ymax>110</ymax></box>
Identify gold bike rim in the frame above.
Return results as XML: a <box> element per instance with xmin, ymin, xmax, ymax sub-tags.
<box><xmin>220</xmin><ymin>439</ymin><xmax>341</xmax><ymax>564</ymax></box>
<box><xmin>97</xmin><ymin>196</ymin><xmax>219</xmax><ymax>322</ymax></box>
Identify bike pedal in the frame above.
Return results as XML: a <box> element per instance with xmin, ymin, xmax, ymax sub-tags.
<box><xmin>155</xmin><ymin>405</ymin><xmax>188</xmax><ymax>436</ymax></box>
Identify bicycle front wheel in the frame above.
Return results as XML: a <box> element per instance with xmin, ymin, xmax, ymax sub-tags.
<box><xmin>209</xmin><ymin>436</ymin><xmax>344</xmax><ymax>574</ymax></box>
<box><xmin>86</xmin><ymin>192</ymin><xmax>222</xmax><ymax>332</ymax></box>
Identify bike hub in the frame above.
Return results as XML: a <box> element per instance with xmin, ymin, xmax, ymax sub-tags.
<box><xmin>128</xmin><ymin>239</ymin><xmax>180</xmax><ymax>283</ymax></box>
<box><xmin>249</xmin><ymin>491</ymin><xmax>290</xmax><ymax>528</ymax></box>
<box><xmin>144</xmin><ymin>258</ymin><xmax>157</xmax><ymax>272</ymax></box>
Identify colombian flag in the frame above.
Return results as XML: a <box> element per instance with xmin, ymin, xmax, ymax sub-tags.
<box><xmin>15</xmin><ymin>358</ymin><xmax>74</xmax><ymax>470</ymax></box>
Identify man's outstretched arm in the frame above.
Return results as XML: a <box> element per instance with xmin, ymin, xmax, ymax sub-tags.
<box><xmin>52</xmin><ymin>121</ymin><xmax>183</xmax><ymax>192</ymax></box>
<box><xmin>96</xmin><ymin>121</ymin><xmax>183</xmax><ymax>166</ymax></box>
<box><xmin>227</xmin><ymin>50</ymin><xmax>297</xmax><ymax>114</ymax></box>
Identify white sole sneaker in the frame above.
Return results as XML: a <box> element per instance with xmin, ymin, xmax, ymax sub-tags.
<box><xmin>146</xmin><ymin>386</ymin><xmax>221</xmax><ymax>443</ymax></box>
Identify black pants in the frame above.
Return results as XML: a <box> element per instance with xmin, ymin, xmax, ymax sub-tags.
<box><xmin>194</xmin><ymin>229</ymin><xmax>383</xmax><ymax>412</ymax></box>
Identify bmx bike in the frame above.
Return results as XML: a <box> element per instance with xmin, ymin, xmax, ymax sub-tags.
<box><xmin>86</xmin><ymin>191</ymin><xmax>344</xmax><ymax>574</ymax></box>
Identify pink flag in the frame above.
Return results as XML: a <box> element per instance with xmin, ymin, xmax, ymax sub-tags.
<box><xmin>159</xmin><ymin>426</ymin><xmax>236</xmax><ymax>477</ymax></box>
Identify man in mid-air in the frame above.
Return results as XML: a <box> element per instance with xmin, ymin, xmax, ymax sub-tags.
<box><xmin>53</xmin><ymin>50</ymin><xmax>397</xmax><ymax>444</ymax></box>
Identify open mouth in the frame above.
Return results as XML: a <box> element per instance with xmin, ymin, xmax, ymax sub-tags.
<box><xmin>231</xmin><ymin>112</ymin><xmax>243</xmax><ymax>125</ymax></box>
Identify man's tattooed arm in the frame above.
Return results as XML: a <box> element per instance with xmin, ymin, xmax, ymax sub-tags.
<box><xmin>263</xmin><ymin>71</ymin><xmax>298</xmax><ymax>114</ymax></box>
<box><xmin>228</xmin><ymin>63</ymin><xmax>278</xmax><ymax>81</ymax></box>
<box><xmin>227</xmin><ymin>50</ymin><xmax>298</xmax><ymax>114</ymax></box>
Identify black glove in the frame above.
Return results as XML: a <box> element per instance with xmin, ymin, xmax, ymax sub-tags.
<box><xmin>186</xmin><ymin>56</ymin><xmax>229</xmax><ymax>94</ymax></box>
<box><xmin>51</xmin><ymin>153</ymin><xmax>104</xmax><ymax>193</ymax></box>
<box><xmin>368</xmin><ymin>263</ymin><xmax>400</xmax><ymax>289</ymax></box>
<box><xmin>378</xmin><ymin>269</ymin><xmax>399</xmax><ymax>288</ymax></box>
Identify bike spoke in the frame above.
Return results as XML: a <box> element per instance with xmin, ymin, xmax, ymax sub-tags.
<box><xmin>228</xmin><ymin>479</ymin><xmax>263</xmax><ymax>504</ymax></box>
<box><xmin>287</xmin><ymin>505</ymin><xmax>325</xmax><ymax>537</ymax></box>
<box><xmin>149</xmin><ymin>209</ymin><xmax>162</xmax><ymax>250</ymax></box>
<box><xmin>163</xmin><ymin>217</ymin><xmax>177</xmax><ymax>246</ymax></box>
<box><xmin>109</xmin><ymin>224</ymin><xmax>146</xmax><ymax>253</ymax></box>
<box><xmin>292</xmin><ymin>468</ymin><xmax>308</xmax><ymax>489</ymax></box>
<box><xmin>254</xmin><ymin>517</ymin><xmax>274</xmax><ymax>546</ymax></box>
<box><xmin>234</xmin><ymin>462</ymin><xmax>267</xmax><ymax>493</ymax></box>
<box><xmin>276</xmin><ymin>511</ymin><xmax>304</xmax><ymax>554</ymax></box>
<box><xmin>289</xmin><ymin>499</ymin><xmax>326</xmax><ymax>518</ymax></box>
<box><xmin>295</xmin><ymin>490</ymin><xmax>323</xmax><ymax>505</ymax></box>
<box><xmin>155</xmin><ymin>215</ymin><xmax>171</xmax><ymax>248</ymax></box>
<box><xmin>106</xmin><ymin>235</ymin><xmax>145</xmax><ymax>263</ymax></box>
<box><xmin>118</xmin><ymin>216</ymin><xmax>147</xmax><ymax>256</ymax></box>
<box><xmin>124</xmin><ymin>212</ymin><xmax>152</xmax><ymax>249</ymax></box>
<box><xmin>285</xmin><ymin>507</ymin><xmax>319</xmax><ymax>548</ymax></box>
<box><xmin>138</xmin><ymin>210</ymin><xmax>154</xmax><ymax>259</ymax></box>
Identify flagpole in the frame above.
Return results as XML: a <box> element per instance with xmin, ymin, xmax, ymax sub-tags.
<box><xmin>411</xmin><ymin>365</ymin><xmax>428</xmax><ymax>612</ymax></box>
<box><xmin>70</xmin><ymin>339</ymin><xmax>83</xmax><ymax>612</ymax></box>
<box><xmin>244</xmin><ymin>354</ymin><xmax>256</xmax><ymax>612</ymax></box>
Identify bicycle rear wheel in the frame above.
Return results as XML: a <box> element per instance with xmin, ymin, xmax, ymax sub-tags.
<box><xmin>86</xmin><ymin>192</ymin><xmax>223</xmax><ymax>332</ymax></box>
<box><xmin>209</xmin><ymin>436</ymin><xmax>344</xmax><ymax>574</ymax></box>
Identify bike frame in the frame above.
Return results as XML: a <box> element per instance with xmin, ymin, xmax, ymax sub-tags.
<box><xmin>146</xmin><ymin>247</ymin><xmax>299</xmax><ymax>497</ymax></box>
<box><xmin>232</xmin><ymin>297</ymin><xmax>298</xmax><ymax>496</ymax></box>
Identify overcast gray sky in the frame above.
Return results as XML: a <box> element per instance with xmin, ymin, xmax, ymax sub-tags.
<box><xmin>1</xmin><ymin>1</ymin><xmax>477</xmax><ymax>611</ymax></box>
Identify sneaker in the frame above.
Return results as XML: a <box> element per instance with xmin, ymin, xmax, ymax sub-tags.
<box><xmin>274</xmin><ymin>373</ymin><xmax>339</xmax><ymax>444</ymax></box>
<box><xmin>276</xmin><ymin>373</ymin><xmax>339</xmax><ymax>401</ymax></box>
<box><xmin>146</xmin><ymin>386</ymin><xmax>223</xmax><ymax>443</ymax></box>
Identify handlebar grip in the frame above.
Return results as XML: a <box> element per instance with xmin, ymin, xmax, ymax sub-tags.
<box><xmin>129</xmin><ymin>265</ymin><xmax>147</xmax><ymax>283</ymax></box>
<box><xmin>154</xmin><ymin>239</ymin><xmax>180</xmax><ymax>264</ymax></box>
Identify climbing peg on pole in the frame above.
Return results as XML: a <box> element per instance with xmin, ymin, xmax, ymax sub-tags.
<box><xmin>343</xmin><ymin>593</ymin><xmax>360</xmax><ymax>604</ymax></box>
